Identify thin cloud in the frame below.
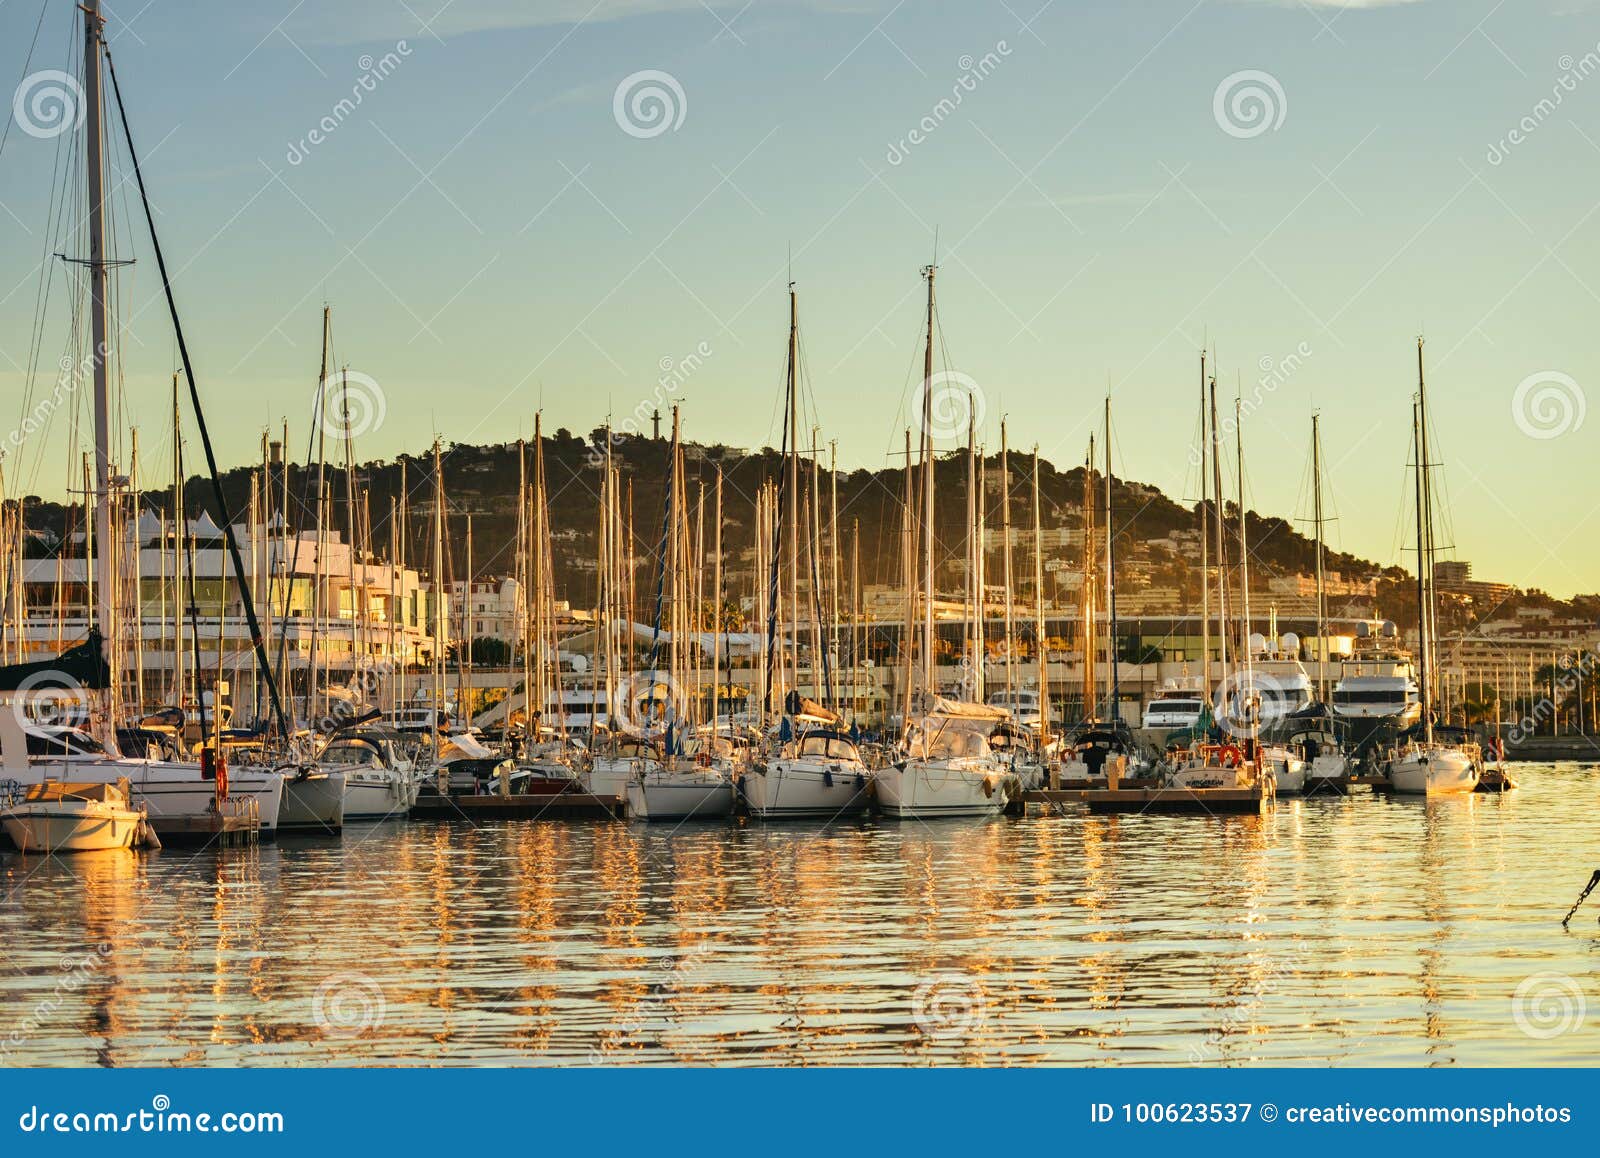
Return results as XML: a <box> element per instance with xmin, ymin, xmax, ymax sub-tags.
<box><xmin>293</xmin><ymin>0</ymin><xmax>891</xmax><ymax>46</ymax></box>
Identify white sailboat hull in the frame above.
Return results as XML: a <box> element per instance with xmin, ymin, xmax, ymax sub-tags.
<box><xmin>279</xmin><ymin>770</ymin><xmax>347</xmax><ymax>830</ymax></box>
<box><xmin>744</xmin><ymin>758</ymin><xmax>870</xmax><ymax>818</ymax></box>
<box><xmin>342</xmin><ymin>769</ymin><xmax>416</xmax><ymax>821</ymax></box>
<box><xmin>1306</xmin><ymin>753</ymin><xmax>1350</xmax><ymax>790</ymax></box>
<box><xmin>1168</xmin><ymin>760</ymin><xmax>1254</xmax><ymax>790</ymax></box>
<box><xmin>14</xmin><ymin>761</ymin><xmax>283</xmax><ymax>835</ymax></box>
<box><xmin>2</xmin><ymin>801</ymin><xmax>143</xmax><ymax>852</ymax></box>
<box><xmin>582</xmin><ymin>757</ymin><xmax>656</xmax><ymax>797</ymax></box>
<box><xmin>626</xmin><ymin>768</ymin><xmax>734</xmax><ymax>821</ymax></box>
<box><xmin>1389</xmin><ymin>749</ymin><xmax>1479</xmax><ymax>795</ymax></box>
<box><xmin>874</xmin><ymin>760</ymin><xmax>1006</xmax><ymax>818</ymax></box>
<box><xmin>1262</xmin><ymin>749</ymin><xmax>1307</xmax><ymax>795</ymax></box>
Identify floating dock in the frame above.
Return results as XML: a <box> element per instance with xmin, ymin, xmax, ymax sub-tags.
<box><xmin>1082</xmin><ymin>784</ymin><xmax>1273</xmax><ymax>815</ymax></box>
<box><xmin>150</xmin><ymin>812</ymin><xmax>260</xmax><ymax>847</ymax></box>
<box><xmin>409</xmin><ymin>790</ymin><xmax>623</xmax><ymax>820</ymax></box>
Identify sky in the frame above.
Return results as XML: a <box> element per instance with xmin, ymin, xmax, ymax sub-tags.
<box><xmin>2</xmin><ymin>0</ymin><xmax>1599</xmax><ymax>595</ymax></box>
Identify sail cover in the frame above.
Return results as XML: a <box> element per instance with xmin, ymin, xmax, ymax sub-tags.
<box><xmin>0</xmin><ymin>632</ymin><xmax>110</xmax><ymax>692</ymax></box>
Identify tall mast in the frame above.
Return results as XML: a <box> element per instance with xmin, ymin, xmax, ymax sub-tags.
<box><xmin>1311</xmin><ymin>412</ymin><xmax>1327</xmax><ymax>703</ymax></box>
<box><xmin>902</xmin><ymin>428</ymin><xmax>916</xmax><ymax>725</ymax></box>
<box><xmin>1236</xmin><ymin>396</ymin><xmax>1255</xmax><ymax>742</ymax></box>
<box><xmin>1104</xmin><ymin>398</ymin><xmax>1120</xmax><ymax>722</ymax></box>
<box><xmin>431</xmin><ymin>439</ymin><xmax>445</xmax><ymax>755</ymax></box>
<box><xmin>828</xmin><ymin>442</ymin><xmax>840</xmax><ymax>710</ymax></box>
<box><xmin>1032</xmin><ymin>447</ymin><xmax>1049</xmax><ymax>745</ymax></box>
<box><xmin>172</xmin><ymin>374</ymin><xmax>185</xmax><ymax>708</ymax></box>
<box><xmin>966</xmin><ymin>409</ymin><xmax>977</xmax><ymax>696</ymax></box>
<box><xmin>920</xmin><ymin>262</ymin><xmax>936</xmax><ymax>699</ymax></box>
<box><xmin>1000</xmin><ymin>420</ymin><xmax>1014</xmax><ymax>702</ymax></box>
<box><xmin>83</xmin><ymin>0</ymin><xmax>117</xmax><ymax>736</ymax></box>
<box><xmin>1209</xmin><ymin>376</ymin><xmax>1229</xmax><ymax>689</ymax></box>
<box><xmin>1081</xmin><ymin>435</ymin><xmax>1097</xmax><ymax>722</ymax></box>
<box><xmin>786</xmin><ymin>285</ymin><xmax>800</xmax><ymax>705</ymax></box>
<box><xmin>1199</xmin><ymin>350</ymin><xmax>1210</xmax><ymax>698</ymax></box>
<box><xmin>1415</xmin><ymin>338</ymin><xmax>1435</xmax><ymax>745</ymax></box>
<box><xmin>713</xmin><ymin>467</ymin><xmax>723</xmax><ymax>729</ymax></box>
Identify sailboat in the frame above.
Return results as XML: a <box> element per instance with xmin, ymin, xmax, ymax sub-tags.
<box><xmin>0</xmin><ymin>1</ymin><xmax>288</xmax><ymax>838</ymax></box>
<box><xmin>624</xmin><ymin>407</ymin><xmax>735</xmax><ymax>820</ymax></box>
<box><xmin>744</xmin><ymin>286</ymin><xmax>871</xmax><ymax>819</ymax></box>
<box><xmin>1059</xmin><ymin>404</ymin><xmax>1147</xmax><ymax>784</ymax></box>
<box><xmin>1387</xmin><ymin>341</ymin><xmax>1481</xmax><ymax>796</ymax></box>
<box><xmin>874</xmin><ymin>264</ymin><xmax>1012</xmax><ymax>819</ymax></box>
<box><xmin>1299</xmin><ymin>413</ymin><xmax>1354</xmax><ymax>793</ymax></box>
<box><xmin>1164</xmin><ymin>378</ymin><xmax>1273</xmax><ymax>800</ymax></box>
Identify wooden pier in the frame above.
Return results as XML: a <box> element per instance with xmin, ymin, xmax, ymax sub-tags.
<box><xmin>409</xmin><ymin>790</ymin><xmax>623</xmax><ymax>821</ymax></box>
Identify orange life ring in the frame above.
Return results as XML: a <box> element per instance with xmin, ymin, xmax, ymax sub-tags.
<box><xmin>1218</xmin><ymin>744</ymin><xmax>1243</xmax><ymax>768</ymax></box>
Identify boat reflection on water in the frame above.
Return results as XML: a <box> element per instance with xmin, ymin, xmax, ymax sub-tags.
<box><xmin>0</xmin><ymin>766</ymin><xmax>1593</xmax><ymax>1067</ymax></box>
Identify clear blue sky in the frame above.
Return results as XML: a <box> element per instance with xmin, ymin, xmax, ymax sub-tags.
<box><xmin>2</xmin><ymin>0</ymin><xmax>1598</xmax><ymax>595</ymax></box>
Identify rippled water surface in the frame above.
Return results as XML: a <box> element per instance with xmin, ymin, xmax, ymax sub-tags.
<box><xmin>4</xmin><ymin>764</ymin><xmax>1598</xmax><ymax>1067</ymax></box>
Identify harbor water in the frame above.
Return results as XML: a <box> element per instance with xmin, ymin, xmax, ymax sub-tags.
<box><xmin>2</xmin><ymin>764</ymin><xmax>1596</xmax><ymax>1067</ymax></box>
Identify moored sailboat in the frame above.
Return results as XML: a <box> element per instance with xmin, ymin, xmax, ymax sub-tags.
<box><xmin>1387</xmin><ymin>341</ymin><xmax>1480</xmax><ymax>796</ymax></box>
